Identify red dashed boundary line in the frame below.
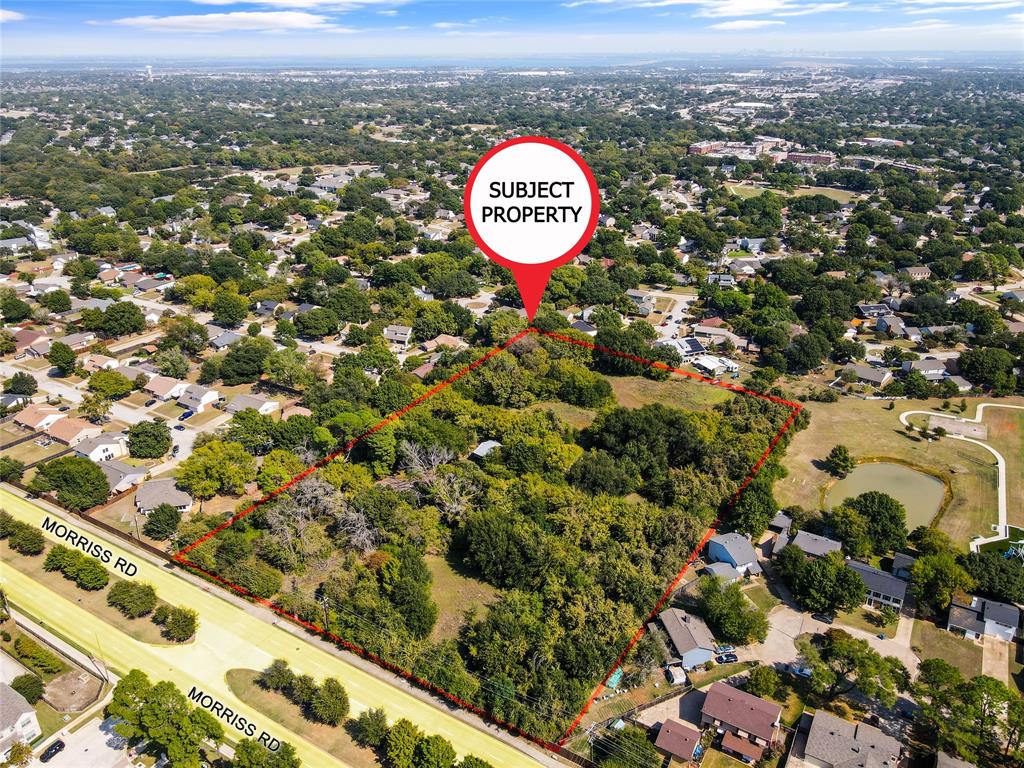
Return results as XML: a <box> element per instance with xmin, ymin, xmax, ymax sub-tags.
<box><xmin>172</xmin><ymin>327</ymin><xmax>802</xmax><ymax>753</ymax></box>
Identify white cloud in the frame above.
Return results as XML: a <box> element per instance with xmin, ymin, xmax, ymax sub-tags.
<box><xmin>432</xmin><ymin>21</ymin><xmax>470</xmax><ymax>28</ymax></box>
<box><xmin>378</xmin><ymin>9</ymin><xmax>398</xmax><ymax>15</ymax></box>
<box><xmin>873</xmin><ymin>16</ymin><xmax>955</xmax><ymax>29</ymax></box>
<box><xmin>904</xmin><ymin>2</ymin><xmax>1021</xmax><ymax>11</ymax></box>
<box><xmin>0</xmin><ymin>9</ymin><xmax>26</xmax><ymax>22</ymax></box>
<box><xmin>108</xmin><ymin>11</ymin><xmax>343</xmax><ymax>33</ymax></box>
<box><xmin>192</xmin><ymin>0</ymin><xmax>398</xmax><ymax>7</ymax></box>
<box><xmin>775</xmin><ymin>1</ymin><xmax>849</xmax><ymax>15</ymax></box>
<box><xmin>709</xmin><ymin>17</ymin><xmax>785</xmax><ymax>26</ymax></box>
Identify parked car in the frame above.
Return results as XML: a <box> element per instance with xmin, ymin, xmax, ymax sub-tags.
<box><xmin>178</xmin><ymin>410</ymin><xmax>194</xmax><ymax>421</ymax></box>
<box><xmin>789</xmin><ymin>663</ymin><xmax>813</xmax><ymax>679</ymax></box>
<box><xmin>58</xmin><ymin>405</ymin><xmax>70</xmax><ymax>412</ymax></box>
<box><xmin>173</xmin><ymin>424</ymin><xmax>186</xmax><ymax>432</ymax></box>
<box><xmin>715</xmin><ymin>653</ymin><xmax>738</xmax><ymax>664</ymax></box>
<box><xmin>41</xmin><ymin>740</ymin><xmax>65</xmax><ymax>763</ymax></box>
<box><xmin>715</xmin><ymin>644</ymin><xmax>736</xmax><ymax>654</ymax></box>
<box><xmin>171</xmin><ymin>445</ymin><xmax>180</xmax><ymax>456</ymax></box>
<box><xmin>145</xmin><ymin>398</ymin><xmax>157</xmax><ymax>407</ymax></box>
<box><xmin>811</xmin><ymin>613</ymin><xmax>835</xmax><ymax>625</ymax></box>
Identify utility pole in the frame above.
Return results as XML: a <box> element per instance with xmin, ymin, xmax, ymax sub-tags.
<box><xmin>320</xmin><ymin>596</ymin><xmax>330</xmax><ymax>631</ymax></box>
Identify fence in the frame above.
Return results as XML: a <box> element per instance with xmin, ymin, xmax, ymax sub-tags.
<box><xmin>0</xmin><ymin>429</ymin><xmax>42</xmax><ymax>451</ymax></box>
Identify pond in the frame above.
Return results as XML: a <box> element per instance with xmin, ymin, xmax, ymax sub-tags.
<box><xmin>827</xmin><ymin>462</ymin><xmax>945</xmax><ymax>529</ymax></box>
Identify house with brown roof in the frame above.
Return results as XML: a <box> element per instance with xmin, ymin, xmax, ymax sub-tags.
<box><xmin>654</xmin><ymin>718</ymin><xmax>700</xmax><ymax>763</ymax></box>
<box><xmin>45</xmin><ymin>417</ymin><xmax>103</xmax><ymax>446</ymax></box>
<box><xmin>13</xmin><ymin>403</ymin><xmax>64</xmax><ymax>431</ymax></box>
<box><xmin>144</xmin><ymin>375</ymin><xmax>189</xmax><ymax>401</ymax></box>
<box><xmin>800</xmin><ymin>710</ymin><xmax>901</xmax><ymax>768</ymax></box>
<box><xmin>701</xmin><ymin>682</ymin><xmax>782</xmax><ymax>749</ymax></box>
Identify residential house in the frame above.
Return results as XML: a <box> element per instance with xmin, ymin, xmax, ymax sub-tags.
<box><xmin>842</xmin><ymin>363</ymin><xmax>893</xmax><ymax>389</ymax></box>
<box><xmin>625</xmin><ymin>289</ymin><xmax>655</xmax><ymax>316</ymax></box>
<box><xmin>570</xmin><ymin>320</ymin><xmax>598</xmax><ymax>336</ymax></box>
<box><xmin>57</xmin><ymin>331</ymin><xmax>96</xmax><ymax>351</ymax></box>
<box><xmin>903</xmin><ymin>358</ymin><xmax>948</xmax><ymax>382</ymax></box>
<box><xmin>891</xmin><ymin>553</ymin><xmax>916</xmax><ymax>581</ymax></box>
<box><xmin>469</xmin><ymin>440</ymin><xmax>502</xmax><ymax>461</ymax></box>
<box><xmin>75</xmin><ymin>432</ymin><xmax>129</xmax><ymax>462</ymax></box>
<box><xmin>704</xmin><ymin>561</ymin><xmax>742</xmax><ymax>583</ymax></box>
<box><xmin>656</xmin><ymin>607</ymin><xmax>716</xmax><ymax>669</ymax></box>
<box><xmin>178</xmin><ymin>385</ymin><xmax>220</xmax><ymax>413</ymax></box>
<box><xmin>691</xmin><ymin>325</ymin><xmax>755</xmax><ymax>352</ymax></box>
<box><xmin>1001</xmin><ymin>289</ymin><xmax>1024</xmax><ymax>303</ymax></box>
<box><xmin>144</xmin><ymin>376</ymin><xmax>189</xmax><ymax>402</ymax></box>
<box><xmin>788</xmin><ymin>531</ymin><xmax>842</xmax><ymax>559</ymax></box>
<box><xmin>947</xmin><ymin>595</ymin><xmax>1019</xmax><ymax>642</ymax></box>
<box><xmin>654</xmin><ymin>719</ymin><xmax>701</xmax><ymax>763</ymax></box>
<box><xmin>13</xmin><ymin>403</ymin><xmax>65</xmax><ymax>431</ymax></box>
<box><xmin>420</xmin><ymin>334</ymin><xmax>469</xmax><ymax>353</ymax></box>
<box><xmin>707</xmin><ymin>532</ymin><xmax>762</xmax><ymax>576</ymax></box>
<box><xmin>707</xmin><ymin>273</ymin><xmax>737</xmax><ymax>288</ymax></box>
<box><xmin>209</xmin><ymin>331</ymin><xmax>242</xmax><ymax>351</ymax></box>
<box><xmin>256</xmin><ymin>300</ymin><xmax>281</xmax><ymax>317</ymax></box>
<box><xmin>45</xmin><ymin>417</ymin><xmax>103</xmax><ymax>446</ymax></box>
<box><xmin>847</xmin><ymin>561</ymin><xmax>907</xmax><ymax>610</ymax></box>
<box><xmin>98</xmin><ymin>460</ymin><xmax>147</xmax><ymax>495</ymax></box>
<box><xmin>901</xmin><ymin>265</ymin><xmax>932</xmax><ymax>281</ymax></box>
<box><xmin>226</xmin><ymin>394</ymin><xmax>280</xmax><ymax>415</ymax></box>
<box><xmin>0</xmin><ymin>394</ymin><xmax>30</xmax><ymax>410</ymax></box>
<box><xmin>0</xmin><ymin>683</ymin><xmax>41</xmax><ymax>762</ymax></box>
<box><xmin>383</xmin><ymin>324</ymin><xmax>413</xmax><ymax>348</ymax></box>
<box><xmin>936</xmin><ymin>753</ymin><xmax>975</xmax><ymax>768</ymax></box>
<box><xmin>693</xmin><ymin>355</ymin><xmax>739</xmax><ymax>376</ymax></box>
<box><xmin>701</xmin><ymin>682</ymin><xmax>782</xmax><ymax>754</ymax></box>
<box><xmin>856</xmin><ymin>303</ymin><xmax>892</xmax><ymax>319</ymax></box>
<box><xmin>656</xmin><ymin>336</ymin><xmax>707</xmax><ymax>361</ymax></box>
<box><xmin>81</xmin><ymin>353</ymin><xmax>119</xmax><ymax>373</ymax></box>
<box><xmin>876</xmin><ymin>316</ymin><xmax>907</xmax><ymax>337</ymax></box>
<box><xmin>801</xmin><ymin>710</ymin><xmax>901</xmax><ymax>768</ymax></box>
<box><xmin>12</xmin><ymin>328</ymin><xmax>48</xmax><ymax>355</ymax></box>
<box><xmin>135</xmin><ymin>478</ymin><xmax>193</xmax><ymax>515</ymax></box>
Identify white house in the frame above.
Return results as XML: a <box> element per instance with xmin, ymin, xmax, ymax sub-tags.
<box><xmin>98</xmin><ymin>460</ymin><xmax>147</xmax><ymax>495</ymax></box>
<box><xmin>75</xmin><ymin>432</ymin><xmax>129</xmax><ymax>462</ymax></box>
<box><xmin>948</xmin><ymin>595</ymin><xmax>1019</xmax><ymax>642</ymax></box>
<box><xmin>0</xmin><ymin>683</ymin><xmax>41</xmax><ymax>762</ymax></box>
<box><xmin>226</xmin><ymin>394</ymin><xmax>280</xmax><ymax>416</ymax></box>
<box><xmin>706</xmin><ymin>532</ymin><xmax>762</xmax><ymax>576</ymax></box>
<box><xmin>177</xmin><ymin>384</ymin><xmax>220</xmax><ymax>413</ymax></box>
<box><xmin>144</xmin><ymin>376</ymin><xmax>189</xmax><ymax>402</ymax></box>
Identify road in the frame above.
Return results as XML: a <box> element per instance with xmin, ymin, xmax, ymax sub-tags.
<box><xmin>898</xmin><ymin>403</ymin><xmax>1024</xmax><ymax>551</ymax></box>
<box><xmin>0</xmin><ymin>489</ymin><xmax>544</xmax><ymax>768</ymax></box>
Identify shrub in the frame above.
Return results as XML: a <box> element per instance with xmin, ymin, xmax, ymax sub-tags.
<box><xmin>257</xmin><ymin>659</ymin><xmax>294</xmax><ymax>692</ymax></box>
<box><xmin>163</xmin><ymin>607</ymin><xmax>198</xmax><ymax>642</ymax></box>
<box><xmin>13</xmin><ymin>636</ymin><xmax>63</xmax><ymax>674</ymax></box>
<box><xmin>7</xmin><ymin>522</ymin><xmax>44</xmax><ymax>556</ymax></box>
<box><xmin>286</xmin><ymin>674</ymin><xmax>318</xmax><ymax>708</ymax></box>
<box><xmin>11</xmin><ymin>673</ymin><xmax>44</xmax><ymax>704</ymax></box>
<box><xmin>107</xmin><ymin>581</ymin><xmax>158</xmax><ymax>618</ymax></box>
<box><xmin>353</xmin><ymin>707</ymin><xmax>389</xmax><ymax>747</ymax></box>
<box><xmin>152</xmin><ymin>605</ymin><xmax>171</xmax><ymax>625</ymax></box>
<box><xmin>43</xmin><ymin>545</ymin><xmax>109</xmax><ymax>590</ymax></box>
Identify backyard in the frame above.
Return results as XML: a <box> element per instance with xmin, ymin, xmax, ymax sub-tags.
<box><xmin>910</xmin><ymin>619</ymin><xmax>982</xmax><ymax>678</ymax></box>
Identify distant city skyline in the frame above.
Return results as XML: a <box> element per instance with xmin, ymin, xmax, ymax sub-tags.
<box><xmin>0</xmin><ymin>0</ymin><xmax>1022</xmax><ymax>59</ymax></box>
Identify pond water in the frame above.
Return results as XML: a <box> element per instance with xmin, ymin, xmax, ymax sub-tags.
<box><xmin>826</xmin><ymin>462</ymin><xmax>945</xmax><ymax>529</ymax></box>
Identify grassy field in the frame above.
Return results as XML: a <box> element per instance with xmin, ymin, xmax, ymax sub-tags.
<box><xmin>985</xmin><ymin>406</ymin><xmax>1024</xmax><ymax>524</ymax></box>
<box><xmin>702</xmin><ymin>748</ymin><xmax>747</xmax><ymax>768</ymax></box>
<box><xmin>836</xmin><ymin>607</ymin><xmax>897</xmax><ymax>639</ymax></box>
<box><xmin>689</xmin><ymin>661</ymin><xmax>753</xmax><ymax>689</ymax></box>
<box><xmin>525</xmin><ymin>400</ymin><xmax>597</xmax><ymax>429</ymax></box>
<box><xmin>743</xmin><ymin>583</ymin><xmax>780</xmax><ymax>614</ymax></box>
<box><xmin>1</xmin><ymin>544</ymin><xmax>175</xmax><ymax>645</ymax></box>
<box><xmin>911</xmin><ymin>619</ymin><xmax>982</xmax><ymax>679</ymax></box>
<box><xmin>226</xmin><ymin>669</ymin><xmax>382</xmax><ymax>768</ymax></box>
<box><xmin>776</xmin><ymin>397</ymin><xmax>1009</xmax><ymax>548</ymax></box>
<box><xmin>607</xmin><ymin>374</ymin><xmax>734</xmax><ymax>411</ymax></box>
<box><xmin>425</xmin><ymin>555</ymin><xmax>497</xmax><ymax>642</ymax></box>
<box><xmin>35</xmin><ymin>700</ymin><xmax>69</xmax><ymax>741</ymax></box>
<box><xmin>725</xmin><ymin>184</ymin><xmax>861</xmax><ymax>204</ymax></box>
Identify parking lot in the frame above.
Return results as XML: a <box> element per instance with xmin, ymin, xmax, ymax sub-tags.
<box><xmin>40</xmin><ymin>716</ymin><xmax>132</xmax><ymax>768</ymax></box>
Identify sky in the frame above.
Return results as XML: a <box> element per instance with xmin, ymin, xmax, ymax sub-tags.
<box><xmin>0</xmin><ymin>0</ymin><xmax>1022</xmax><ymax>60</ymax></box>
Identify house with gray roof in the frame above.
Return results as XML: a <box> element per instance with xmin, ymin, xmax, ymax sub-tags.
<box><xmin>98</xmin><ymin>459</ymin><xmax>147</xmax><ymax>495</ymax></box>
<box><xmin>178</xmin><ymin>384</ymin><xmax>220</xmax><ymax>413</ymax></box>
<box><xmin>891</xmin><ymin>552</ymin><xmax>916</xmax><ymax>581</ymax></box>
<box><xmin>842</xmin><ymin>363</ymin><xmax>892</xmax><ymax>389</ymax></box>
<box><xmin>657</xmin><ymin>607</ymin><xmax>716</xmax><ymax>669</ymax></box>
<box><xmin>801</xmin><ymin>710</ymin><xmax>901</xmax><ymax>768</ymax></box>
<box><xmin>789</xmin><ymin>531</ymin><xmax>842</xmax><ymax>559</ymax></box>
<box><xmin>0</xmin><ymin>682</ymin><xmax>40</xmax><ymax>762</ymax></box>
<box><xmin>135</xmin><ymin>478</ymin><xmax>192</xmax><ymax>515</ymax></box>
<box><xmin>707</xmin><ymin>532</ymin><xmax>762</xmax><ymax>576</ymax></box>
<box><xmin>947</xmin><ymin>595</ymin><xmax>1019</xmax><ymax>642</ymax></box>
<box><xmin>847</xmin><ymin>561</ymin><xmax>906</xmax><ymax>610</ymax></box>
<box><xmin>704</xmin><ymin>561</ymin><xmax>742</xmax><ymax>583</ymax></box>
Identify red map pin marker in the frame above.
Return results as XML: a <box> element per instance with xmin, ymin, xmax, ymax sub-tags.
<box><xmin>464</xmin><ymin>136</ymin><xmax>600</xmax><ymax>321</ymax></box>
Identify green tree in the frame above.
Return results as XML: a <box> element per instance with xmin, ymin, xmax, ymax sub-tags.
<box><xmin>310</xmin><ymin>677</ymin><xmax>349</xmax><ymax>725</ymax></box>
<box><xmin>153</xmin><ymin>349</ymin><xmax>190</xmax><ymax>378</ymax></box>
<box><xmin>176</xmin><ymin>440</ymin><xmax>256</xmax><ymax>498</ymax></box>
<box><xmin>353</xmin><ymin>707</ymin><xmax>389</xmax><ymax>747</ymax></box>
<box><xmin>143</xmin><ymin>503</ymin><xmax>182</xmax><ymax>540</ymax></box>
<box><xmin>128</xmin><ymin>419</ymin><xmax>172</xmax><ymax>459</ymax></box>
<box><xmin>745</xmin><ymin>665</ymin><xmax>781</xmax><ymax>699</ymax></box>
<box><xmin>414</xmin><ymin>734</ymin><xmax>457</xmax><ymax>768</ymax></box>
<box><xmin>257</xmin><ymin>450</ymin><xmax>305</xmax><ymax>493</ymax></box>
<box><xmin>797</xmin><ymin>629</ymin><xmax>908</xmax><ymax>707</ymax></box>
<box><xmin>257</xmin><ymin>659</ymin><xmax>294</xmax><ymax>692</ymax></box>
<box><xmin>10</xmin><ymin>673</ymin><xmax>43</xmax><ymax>704</ymax></box>
<box><xmin>78</xmin><ymin>392</ymin><xmax>112</xmax><ymax>422</ymax></box>
<box><xmin>4</xmin><ymin>373</ymin><xmax>37</xmax><ymax>396</ymax></box>
<box><xmin>911</xmin><ymin>551</ymin><xmax>976</xmax><ymax>609</ymax></box>
<box><xmin>263</xmin><ymin>348</ymin><xmax>314</xmax><ymax>389</ymax></box>
<box><xmin>107</xmin><ymin>669</ymin><xmax>154</xmax><ymax>741</ymax></box>
<box><xmin>845</xmin><ymin>491</ymin><xmax>907</xmax><ymax>555</ymax></box>
<box><xmin>696</xmin><ymin>576</ymin><xmax>769</xmax><ymax>644</ymax></box>
<box><xmin>595</xmin><ymin>725</ymin><xmax>660</xmax><ymax>767</ymax></box>
<box><xmin>234</xmin><ymin>740</ymin><xmax>302</xmax><ymax>768</ymax></box>
<box><xmin>0</xmin><ymin>457</ymin><xmax>25</xmax><ymax>483</ymax></box>
<box><xmin>31</xmin><ymin>456</ymin><xmax>110</xmax><ymax>511</ymax></box>
<box><xmin>162</xmin><ymin>606</ymin><xmax>199</xmax><ymax>642</ymax></box>
<box><xmin>385</xmin><ymin>718</ymin><xmax>423</xmax><ymax>768</ymax></box>
<box><xmin>212</xmin><ymin>291</ymin><xmax>250</xmax><ymax>327</ymax></box>
<box><xmin>101</xmin><ymin>302</ymin><xmax>146</xmax><ymax>337</ymax></box>
<box><xmin>827</xmin><ymin>505</ymin><xmax>872</xmax><ymax>558</ymax></box>
<box><xmin>824</xmin><ymin>445</ymin><xmax>855</xmax><ymax>478</ymax></box>
<box><xmin>47</xmin><ymin>341</ymin><xmax>77</xmax><ymax>376</ymax></box>
<box><xmin>107</xmin><ymin>581</ymin><xmax>158</xmax><ymax>617</ymax></box>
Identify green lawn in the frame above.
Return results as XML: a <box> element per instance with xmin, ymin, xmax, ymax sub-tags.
<box><xmin>425</xmin><ymin>555</ymin><xmax>498</xmax><ymax>642</ymax></box>
<box><xmin>836</xmin><ymin>607</ymin><xmax>897</xmax><ymax>639</ymax></box>
<box><xmin>35</xmin><ymin>701</ymin><xmax>69</xmax><ymax>742</ymax></box>
<box><xmin>911</xmin><ymin>619</ymin><xmax>982</xmax><ymax>679</ymax></box>
<box><xmin>743</xmin><ymin>583</ymin><xmax>780</xmax><ymax>614</ymax></box>
<box><xmin>702</xmin><ymin>748</ymin><xmax>747</xmax><ymax>768</ymax></box>
<box><xmin>689</xmin><ymin>661</ymin><xmax>753</xmax><ymax>689</ymax></box>
<box><xmin>226</xmin><ymin>669</ymin><xmax>381</xmax><ymax>768</ymax></box>
<box><xmin>607</xmin><ymin>374</ymin><xmax>734</xmax><ymax>411</ymax></box>
<box><xmin>525</xmin><ymin>400</ymin><xmax>597</xmax><ymax>429</ymax></box>
<box><xmin>776</xmin><ymin>396</ymin><xmax>1008</xmax><ymax>548</ymax></box>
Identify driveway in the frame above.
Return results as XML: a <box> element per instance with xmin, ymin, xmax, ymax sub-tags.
<box><xmin>982</xmin><ymin>636</ymin><xmax>1010</xmax><ymax>684</ymax></box>
<box><xmin>41</xmin><ymin>716</ymin><xmax>131</xmax><ymax>768</ymax></box>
